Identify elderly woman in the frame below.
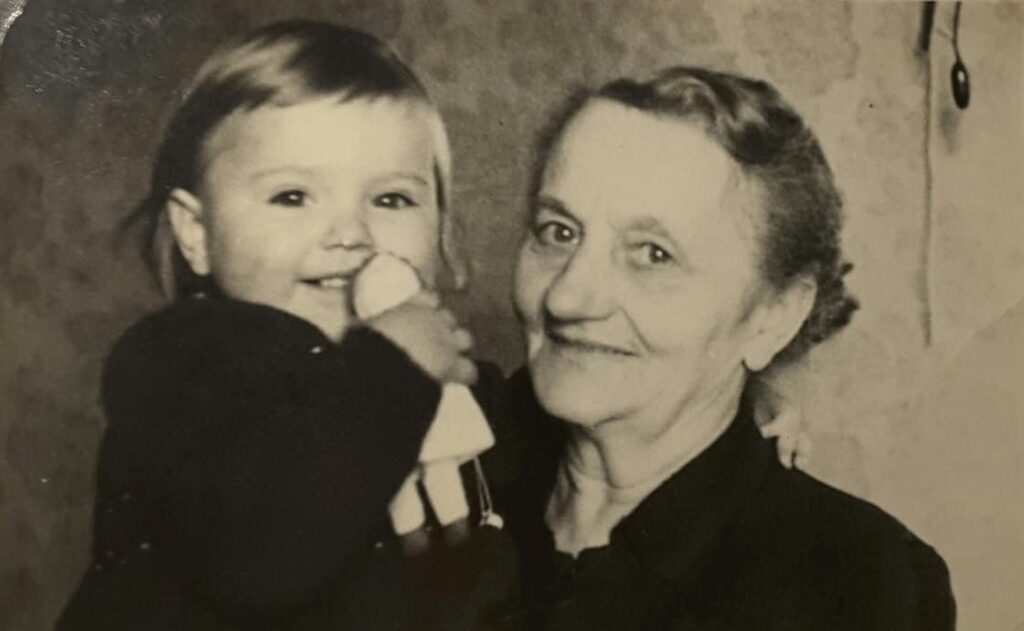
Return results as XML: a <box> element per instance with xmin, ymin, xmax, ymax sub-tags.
<box><xmin>484</xmin><ymin>67</ymin><xmax>955</xmax><ymax>630</ymax></box>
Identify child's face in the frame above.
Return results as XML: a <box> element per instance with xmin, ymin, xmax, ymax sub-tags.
<box><xmin>172</xmin><ymin>96</ymin><xmax>442</xmax><ymax>341</ymax></box>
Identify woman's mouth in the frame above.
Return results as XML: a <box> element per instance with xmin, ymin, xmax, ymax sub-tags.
<box><xmin>545</xmin><ymin>329</ymin><xmax>635</xmax><ymax>357</ymax></box>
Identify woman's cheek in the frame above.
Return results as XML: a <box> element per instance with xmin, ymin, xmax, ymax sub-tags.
<box><xmin>513</xmin><ymin>249</ymin><xmax>544</xmax><ymax>316</ymax></box>
<box><xmin>622</xmin><ymin>282</ymin><xmax>700</xmax><ymax>352</ymax></box>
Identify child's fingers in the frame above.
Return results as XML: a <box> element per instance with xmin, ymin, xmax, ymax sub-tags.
<box><xmin>452</xmin><ymin>328</ymin><xmax>474</xmax><ymax>352</ymax></box>
<box><xmin>439</xmin><ymin>309</ymin><xmax>458</xmax><ymax>328</ymax></box>
<box><xmin>793</xmin><ymin>434</ymin><xmax>813</xmax><ymax>469</ymax></box>
<box><xmin>407</xmin><ymin>290</ymin><xmax>441</xmax><ymax>308</ymax></box>
<box><xmin>759</xmin><ymin>407</ymin><xmax>801</xmax><ymax>439</ymax></box>
<box><xmin>447</xmin><ymin>358</ymin><xmax>478</xmax><ymax>386</ymax></box>
<box><xmin>776</xmin><ymin>432</ymin><xmax>797</xmax><ymax>469</ymax></box>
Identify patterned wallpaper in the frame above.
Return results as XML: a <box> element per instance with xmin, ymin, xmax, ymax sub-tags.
<box><xmin>0</xmin><ymin>1</ymin><xmax>1021</xmax><ymax>629</ymax></box>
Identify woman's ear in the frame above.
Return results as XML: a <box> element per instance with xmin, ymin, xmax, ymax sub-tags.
<box><xmin>743</xmin><ymin>276</ymin><xmax>817</xmax><ymax>372</ymax></box>
<box><xmin>166</xmin><ymin>188</ymin><xmax>211</xmax><ymax>276</ymax></box>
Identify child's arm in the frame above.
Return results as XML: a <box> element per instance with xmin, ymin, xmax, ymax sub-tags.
<box><xmin>98</xmin><ymin>298</ymin><xmax>443</xmax><ymax>617</ymax></box>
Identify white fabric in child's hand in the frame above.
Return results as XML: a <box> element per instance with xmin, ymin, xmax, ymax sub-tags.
<box><xmin>419</xmin><ymin>385</ymin><xmax>494</xmax><ymax>462</ymax></box>
<box><xmin>353</xmin><ymin>253</ymin><xmax>495</xmax><ymax>528</ymax></box>
<box><xmin>389</xmin><ymin>473</ymin><xmax>426</xmax><ymax>535</ymax></box>
<box><xmin>352</xmin><ymin>253</ymin><xmax>422</xmax><ymax>319</ymax></box>
<box><xmin>421</xmin><ymin>460</ymin><xmax>469</xmax><ymax>525</ymax></box>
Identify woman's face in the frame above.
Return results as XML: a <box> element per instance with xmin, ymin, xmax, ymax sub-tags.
<box><xmin>514</xmin><ymin>100</ymin><xmax>772</xmax><ymax>429</ymax></box>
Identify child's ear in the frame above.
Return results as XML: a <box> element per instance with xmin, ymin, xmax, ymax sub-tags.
<box><xmin>742</xmin><ymin>276</ymin><xmax>817</xmax><ymax>372</ymax></box>
<box><xmin>438</xmin><ymin>212</ymin><xmax>468</xmax><ymax>291</ymax></box>
<box><xmin>166</xmin><ymin>188</ymin><xmax>211</xmax><ymax>276</ymax></box>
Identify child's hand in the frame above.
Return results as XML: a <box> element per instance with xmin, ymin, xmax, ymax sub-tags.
<box><xmin>365</xmin><ymin>292</ymin><xmax>477</xmax><ymax>386</ymax></box>
<box><xmin>752</xmin><ymin>380</ymin><xmax>811</xmax><ymax>469</ymax></box>
<box><xmin>759</xmin><ymin>406</ymin><xmax>812</xmax><ymax>470</ymax></box>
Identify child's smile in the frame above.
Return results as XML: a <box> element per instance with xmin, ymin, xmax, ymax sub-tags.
<box><xmin>168</xmin><ymin>96</ymin><xmax>443</xmax><ymax>341</ymax></box>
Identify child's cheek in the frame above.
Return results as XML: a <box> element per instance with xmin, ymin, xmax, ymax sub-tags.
<box><xmin>372</xmin><ymin>217</ymin><xmax>442</xmax><ymax>288</ymax></box>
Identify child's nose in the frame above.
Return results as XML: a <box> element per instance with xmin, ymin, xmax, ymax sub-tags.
<box><xmin>323</xmin><ymin>209</ymin><xmax>373</xmax><ymax>251</ymax></box>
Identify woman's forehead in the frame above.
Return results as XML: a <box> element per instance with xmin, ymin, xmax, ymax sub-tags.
<box><xmin>541</xmin><ymin>100</ymin><xmax>756</xmax><ymax>236</ymax></box>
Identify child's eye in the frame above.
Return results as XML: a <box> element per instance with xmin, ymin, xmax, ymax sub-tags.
<box><xmin>534</xmin><ymin>221</ymin><xmax>579</xmax><ymax>248</ymax></box>
<box><xmin>269</xmin><ymin>190</ymin><xmax>310</xmax><ymax>207</ymax></box>
<box><xmin>374</xmin><ymin>193</ymin><xmax>417</xmax><ymax>209</ymax></box>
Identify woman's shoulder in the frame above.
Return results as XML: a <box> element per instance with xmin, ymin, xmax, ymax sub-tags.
<box><xmin>763</xmin><ymin>467</ymin><xmax>939</xmax><ymax>555</ymax></box>
<box><xmin>741</xmin><ymin>466</ymin><xmax>955</xmax><ymax>628</ymax></box>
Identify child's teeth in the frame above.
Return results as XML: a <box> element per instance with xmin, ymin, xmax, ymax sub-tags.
<box><xmin>318</xmin><ymin>277</ymin><xmax>346</xmax><ymax>289</ymax></box>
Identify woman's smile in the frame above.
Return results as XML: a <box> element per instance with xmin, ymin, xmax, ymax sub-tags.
<box><xmin>544</xmin><ymin>327</ymin><xmax>637</xmax><ymax>358</ymax></box>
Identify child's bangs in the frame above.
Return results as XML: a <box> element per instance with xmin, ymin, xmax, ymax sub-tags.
<box><xmin>188</xmin><ymin>21</ymin><xmax>427</xmax><ymax>112</ymax></box>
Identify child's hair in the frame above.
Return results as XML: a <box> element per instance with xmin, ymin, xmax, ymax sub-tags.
<box><xmin>129</xmin><ymin>20</ymin><xmax>460</xmax><ymax>299</ymax></box>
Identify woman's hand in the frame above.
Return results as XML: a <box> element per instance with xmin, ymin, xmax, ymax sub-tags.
<box><xmin>365</xmin><ymin>291</ymin><xmax>477</xmax><ymax>386</ymax></box>
<box><xmin>752</xmin><ymin>381</ymin><xmax>812</xmax><ymax>470</ymax></box>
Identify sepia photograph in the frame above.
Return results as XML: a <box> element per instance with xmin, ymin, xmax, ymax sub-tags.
<box><xmin>0</xmin><ymin>0</ymin><xmax>1021</xmax><ymax>629</ymax></box>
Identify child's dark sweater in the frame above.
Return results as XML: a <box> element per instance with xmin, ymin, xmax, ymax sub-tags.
<box><xmin>58</xmin><ymin>296</ymin><xmax>517</xmax><ymax>630</ymax></box>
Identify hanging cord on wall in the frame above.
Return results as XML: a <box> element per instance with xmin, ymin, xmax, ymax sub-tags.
<box><xmin>922</xmin><ymin>36</ymin><xmax>936</xmax><ymax>346</ymax></box>
<box><xmin>914</xmin><ymin>2</ymin><xmax>970</xmax><ymax>346</ymax></box>
<box><xmin>917</xmin><ymin>2</ymin><xmax>937</xmax><ymax>346</ymax></box>
<box><xmin>950</xmin><ymin>2</ymin><xmax>970</xmax><ymax>109</ymax></box>
<box><xmin>920</xmin><ymin>1</ymin><xmax>971</xmax><ymax>109</ymax></box>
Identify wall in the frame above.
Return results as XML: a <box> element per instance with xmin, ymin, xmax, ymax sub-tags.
<box><xmin>0</xmin><ymin>1</ymin><xmax>1020</xmax><ymax>629</ymax></box>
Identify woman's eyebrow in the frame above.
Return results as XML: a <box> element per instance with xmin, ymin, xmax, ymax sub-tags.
<box><xmin>534</xmin><ymin>194</ymin><xmax>579</xmax><ymax>222</ymax></box>
<box><xmin>625</xmin><ymin>216</ymin><xmax>678</xmax><ymax>243</ymax></box>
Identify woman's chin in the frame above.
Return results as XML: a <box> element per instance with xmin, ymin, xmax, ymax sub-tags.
<box><xmin>530</xmin><ymin>358</ymin><xmax>628</xmax><ymax>426</ymax></box>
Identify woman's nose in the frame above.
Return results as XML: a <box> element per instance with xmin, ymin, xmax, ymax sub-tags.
<box><xmin>542</xmin><ymin>250</ymin><xmax>612</xmax><ymax>321</ymax></box>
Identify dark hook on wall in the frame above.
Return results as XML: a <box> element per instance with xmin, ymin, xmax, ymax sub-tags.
<box><xmin>918</xmin><ymin>1</ymin><xmax>970</xmax><ymax>110</ymax></box>
<box><xmin>949</xmin><ymin>3</ymin><xmax>970</xmax><ymax>109</ymax></box>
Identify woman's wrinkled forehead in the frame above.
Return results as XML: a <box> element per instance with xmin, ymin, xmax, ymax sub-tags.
<box><xmin>548</xmin><ymin>102</ymin><xmax>755</xmax><ymax>205</ymax></box>
<box><xmin>540</xmin><ymin>100</ymin><xmax>767</xmax><ymax>259</ymax></box>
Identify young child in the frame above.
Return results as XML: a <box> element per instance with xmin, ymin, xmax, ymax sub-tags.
<box><xmin>58</xmin><ymin>21</ymin><xmax>512</xmax><ymax>630</ymax></box>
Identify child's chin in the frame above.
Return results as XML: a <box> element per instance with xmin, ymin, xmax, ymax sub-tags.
<box><xmin>298</xmin><ymin>312</ymin><xmax>352</xmax><ymax>342</ymax></box>
<box><xmin>318</xmin><ymin>320</ymin><xmax>352</xmax><ymax>342</ymax></box>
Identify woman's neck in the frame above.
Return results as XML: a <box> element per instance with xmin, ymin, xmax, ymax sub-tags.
<box><xmin>545</xmin><ymin>371</ymin><xmax>747</xmax><ymax>556</ymax></box>
<box><xmin>564</xmin><ymin>369</ymin><xmax>746</xmax><ymax>491</ymax></box>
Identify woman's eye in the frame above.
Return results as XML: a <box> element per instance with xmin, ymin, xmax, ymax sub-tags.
<box><xmin>374</xmin><ymin>193</ymin><xmax>417</xmax><ymax>209</ymax></box>
<box><xmin>269</xmin><ymin>190</ymin><xmax>310</xmax><ymax>207</ymax></box>
<box><xmin>535</xmin><ymin>221</ymin><xmax>579</xmax><ymax>247</ymax></box>
<box><xmin>645</xmin><ymin>243</ymin><xmax>673</xmax><ymax>264</ymax></box>
<box><xmin>628</xmin><ymin>242</ymin><xmax>675</xmax><ymax>268</ymax></box>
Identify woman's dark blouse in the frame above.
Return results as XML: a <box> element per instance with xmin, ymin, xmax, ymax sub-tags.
<box><xmin>486</xmin><ymin>371</ymin><xmax>957</xmax><ymax>631</ymax></box>
<box><xmin>58</xmin><ymin>297</ymin><xmax>516</xmax><ymax>630</ymax></box>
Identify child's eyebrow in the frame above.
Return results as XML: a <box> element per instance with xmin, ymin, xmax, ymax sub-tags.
<box><xmin>381</xmin><ymin>172</ymin><xmax>431</xmax><ymax>187</ymax></box>
<box><xmin>247</xmin><ymin>166</ymin><xmax>318</xmax><ymax>181</ymax></box>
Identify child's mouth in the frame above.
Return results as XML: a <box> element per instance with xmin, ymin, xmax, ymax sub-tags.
<box><xmin>301</xmin><ymin>275</ymin><xmax>353</xmax><ymax>292</ymax></box>
<box><xmin>312</xmin><ymin>277</ymin><xmax>348</xmax><ymax>289</ymax></box>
